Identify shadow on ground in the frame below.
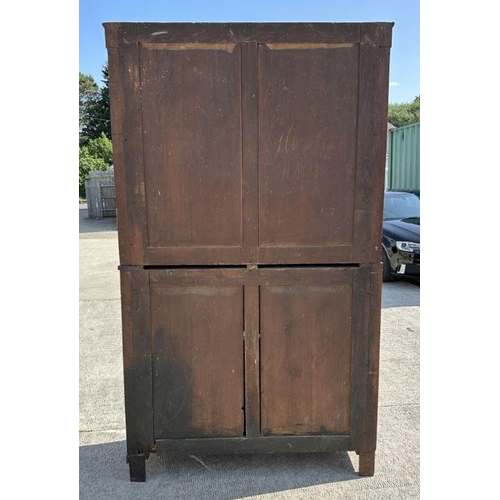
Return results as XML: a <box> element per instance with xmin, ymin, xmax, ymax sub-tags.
<box><xmin>79</xmin><ymin>204</ymin><xmax>117</xmax><ymax>234</ymax></box>
<box><xmin>80</xmin><ymin>440</ymin><xmax>359</xmax><ymax>499</ymax></box>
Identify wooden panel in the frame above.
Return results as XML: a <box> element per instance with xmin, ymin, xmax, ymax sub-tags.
<box><xmin>149</xmin><ymin>266</ymin><xmax>355</xmax><ymax>287</ymax></box>
<box><xmin>352</xmin><ymin>25</ymin><xmax>392</xmax><ymax>263</ymax></box>
<box><xmin>359</xmin><ymin>450</ymin><xmax>376</xmax><ymax>476</ymax></box>
<box><xmin>151</xmin><ymin>285</ymin><xmax>244</xmax><ymax>438</ymax></box>
<box><xmin>241</xmin><ymin>43</ymin><xmax>259</xmax><ymax>251</ymax></box>
<box><xmin>260</xmin><ymin>283</ymin><xmax>353</xmax><ymax>435</ymax></box>
<box><xmin>349</xmin><ymin>266</ymin><xmax>369</xmax><ymax>450</ymax></box>
<box><xmin>119</xmin><ymin>269</ymin><xmax>154</xmax><ymax>455</ymax></box>
<box><xmin>139</xmin><ymin>43</ymin><xmax>242</xmax><ymax>250</ymax></box>
<box><xmin>365</xmin><ymin>265</ymin><xmax>383</xmax><ymax>451</ymax></box>
<box><xmin>349</xmin><ymin>265</ymin><xmax>381</xmax><ymax>454</ymax></box>
<box><xmin>105</xmin><ymin>22</ymin><xmax>393</xmax><ymax>266</ymax></box>
<box><xmin>371</xmin><ymin>46</ymin><xmax>391</xmax><ymax>259</ymax></box>
<box><xmin>156</xmin><ymin>435</ymin><xmax>350</xmax><ymax>455</ymax></box>
<box><xmin>258</xmin><ymin>43</ymin><xmax>358</xmax><ymax>256</ymax></box>
<box><xmin>106</xmin><ymin>26</ymin><xmax>130</xmax><ymax>264</ymax></box>
<box><xmin>256</xmin><ymin>246</ymin><xmax>353</xmax><ymax>265</ymax></box>
<box><xmin>129</xmin><ymin>22</ymin><xmax>364</xmax><ymax>44</ymax></box>
<box><xmin>244</xmin><ymin>284</ymin><xmax>260</xmax><ymax>437</ymax></box>
<box><xmin>146</xmin><ymin>247</ymin><xmax>253</xmax><ymax>266</ymax></box>
<box><xmin>107</xmin><ymin>25</ymin><xmax>147</xmax><ymax>264</ymax></box>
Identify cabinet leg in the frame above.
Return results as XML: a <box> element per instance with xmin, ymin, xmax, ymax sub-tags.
<box><xmin>127</xmin><ymin>454</ymin><xmax>146</xmax><ymax>482</ymax></box>
<box><xmin>358</xmin><ymin>450</ymin><xmax>375</xmax><ymax>476</ymax></box>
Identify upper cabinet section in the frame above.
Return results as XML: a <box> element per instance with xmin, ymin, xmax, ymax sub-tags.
<box><xmin>105</xmin><ymin>23</ymin><xmax>393</xmax><ymax>265</ymax></box>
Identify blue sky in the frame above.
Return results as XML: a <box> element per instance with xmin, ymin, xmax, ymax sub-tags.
<box><xmin>79</xmin><ymin>0</ymin><xmax>419</xmax><ymax>103</ymax></box>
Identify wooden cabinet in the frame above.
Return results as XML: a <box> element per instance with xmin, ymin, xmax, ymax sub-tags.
<box><xmin>105</xmin><ymin>22</ymin><xmax>393</xmax><ymax>482</ymax></box>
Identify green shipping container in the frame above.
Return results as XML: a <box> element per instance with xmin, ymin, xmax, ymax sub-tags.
<box><xmin>386</xmin><ymin>122</ymin><xmax>420</xmax><ymax>195</ymax></box>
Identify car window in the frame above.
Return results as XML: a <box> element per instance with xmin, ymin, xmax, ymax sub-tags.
<box><xmin>383</xmin><ymin>193</ymin><xmax>420</xmax><ymax>220</ymax></box>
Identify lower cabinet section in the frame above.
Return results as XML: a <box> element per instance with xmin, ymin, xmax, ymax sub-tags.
<box><xmin>119</xmin><ymin>266</ymin><xmax>382</xmax><ymax>481</ymax></box>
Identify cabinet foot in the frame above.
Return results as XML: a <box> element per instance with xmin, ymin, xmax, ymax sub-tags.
<box><xmin>127</xmin><ymin>454</ymin><xmax>146</xmax><ymax>482</ymax></box>
<box><xmin>358</xmin><ymin>450</ymin><xmax>375</xmax><ymax>476</ymax></box>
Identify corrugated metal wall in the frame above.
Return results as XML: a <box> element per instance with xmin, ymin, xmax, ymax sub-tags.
<box><xmin>386</xmin><ymin>122</ymin><xmax>420</xmax><ymax>193</ymax></box>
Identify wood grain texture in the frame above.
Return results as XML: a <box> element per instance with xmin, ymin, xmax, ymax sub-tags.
<box><xmin>352</xmin><ymin>25</ymin><xmax>392</xmax><ymax>264</ymax></box>
<box><xmin>265</xmin><ymin>42</ymin><xmax>354</xmax><ymax>50</ymax></box>
<box><xmin>365</xmin><ymin>265</ymin><xmax>383</xmax><ymax>451</ymax></box>
<box><xmin>149</xmin><ymin>267</ymin><xmax>355</xmax><ymax>287</ymax></box>
<box><xmin>256</xmin><ymin>246</ymin><xmax>354</xmax><ymax>265</ymax></box>
<box><xmin>349</xmin><ymin>267</ymin><xmax>369</xmax><ymax>451</ymax></box>
<box><xmin>104</xmin><ymin>22</ymin><xmax>120</xmax><ymax>49</ymax></box>
<box><xmin>139</xmin><ymin>43</ymin><xmax>243</xmax><ymax>251</ymax></box>
<box><xmin>104</xmin><ymin>23</ymin><xmax>393</xmax><ymax>480</ymax></box>
<box><xmin>241</xmin><ymin>43</ymin><xmax>259</xmax><ymax>252</ymax></box>
<box><xmin>359</xmin><ymin>450</ymin><xmax>376</xmax><ymax>476</ymax></box>
<box><xmin>349</xmin><ymin>264</ymin><xmax>382</xmax><ymax>456</ymax></box>
<box><xmin>156</xmin><ymin>435</ymin><xmax>350</xmax><ymax>455</ymax></box>
<box><xmin>151</xmin><ymin>285</ymin><xmax>244</xmax><ymax>438</ymax></box>
<box><xmin>116</xmin><ymin>39</ymin><xmax>148</xmax><ymax>264</ymax></box>
<box><xmin>370</xmin><ymin>45</ymin><xmax>392</xmax><ymax>260</ymax></box>
<box><xmin>146</xmin><ymin>246</ymin><xmax>354</xmax><ymax>265</ymax></box>
<box><xmin>260</xmin><ymin>284</ymin><xmax>353</xmax><ymax>435</ymax></box>
<box><xmin>244</xmin><ymin>285</ymin><xmax>260</xmax><ymax>437</ymax></box>
<box><xmin>131</xmin><ymin>22</ymin><xmax>363</xmax><ymax>44</ymax></box>
<box><xmin>349</xmin><ymin>266</ymin><xmax>371</xmax><ymax>451</ymax></box>
<box><xmin>258</xmin><ymin>43</ymin><xmax>359</xmax><ymax>255</ymax></box>
<box><xmin>120</xmin><ymin>270</ymin><xmax>154</xmax><ymax>455</ymax></box>
<box><xmin>107</xmin><ymin>44</ymin><xmax>130</xmax><ymax>264</ymax></box>
<box><xmin>145</xmin><ymin>247</ymin><xmax>253</xmax><ymax>266</ymax></box>
<box><xmin>140</xmin><ymin>42</ymin><xmax>238</xmax><ymax>52</ymax></box>
<box><xmin>104</xmin><ymin>22</ymin><xmax>393</xmax><ymax>266</ymax></box>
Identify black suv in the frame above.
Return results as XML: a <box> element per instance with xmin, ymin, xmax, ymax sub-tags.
<box><xmin>382</xmin><ymin>191</ymin><xmax>420</xmax><ymax>282</ymax></box>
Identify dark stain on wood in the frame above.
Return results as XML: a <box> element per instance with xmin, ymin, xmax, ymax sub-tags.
<box><xmin>155</xmin><ymin>435</ymin><xmax>350</xmax><ymax>455</ymax></box>
<box><xmin>127</xmin><ymin>454</ymin><xmax>146</xmax><ymax>482</ymax></box>
<box><xmin>152</xmin><ymin>327</ymin><xmax>195</xmax><ymax>437</ymax></box>
<box><xmin>120</xmin><ymin>270</ymin><xmax>154</xmax><ymax>456</ymax></box>
<box><xmin>151</xmin><ymin>285</ymin><xmax>244</xmax><ymax>438</ymax></box>
<box><xmin>105</xmin><ymin>21</ymin><xmax>394</xmax><ymax>481</ymax></box>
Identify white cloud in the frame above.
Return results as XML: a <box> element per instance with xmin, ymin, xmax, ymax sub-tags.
<box><xmin>389</xmin><ymin>81</ymin><xmax>399</xmax><ymax>87</ymax></box>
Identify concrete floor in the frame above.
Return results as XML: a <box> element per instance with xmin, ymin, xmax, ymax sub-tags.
<box><xmin>79</xmin><ymin>204</ymin><xmax>420</xmax><ymax>499</ymax></box>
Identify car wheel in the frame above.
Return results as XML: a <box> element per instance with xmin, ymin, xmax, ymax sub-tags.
<box><xmin>382</xmin><ymin>249</ymin><xmax>394</xmax><ymax>282</ymax></box>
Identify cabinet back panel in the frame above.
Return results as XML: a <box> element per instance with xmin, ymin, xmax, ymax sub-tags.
<box><xmin>151</xmin><ymin>285</ymin><xmax>244</xmax><ymax>438</ymax></box>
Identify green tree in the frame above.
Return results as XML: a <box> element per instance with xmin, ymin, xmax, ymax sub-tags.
<box><xmin>84</xmin><ymin>132</ymin><xmax>113</xmax><ymax>165</ymax></box>
<box><xmin>99</xmin><ymin>64</ymin><xmax>111</xmax><ymax>137</ymax></box>
<box><xmin>388</xmin><ymin>95</ymin><xmax>420</xmax><ymax>128</ymax></box>
<box><xmin>79</xmin><ymin>133</ymin><xmax>113</xmax><ymax>198</ymax></box>
<box><xmin>79</xmin><ymin>72</ymin><xmax>100</xmax><ymax>145</ymax></box>
<box><xmin>79</xmin><ymin>63</ymin><xmax>111</xmax><ymax>145</ymax></box>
